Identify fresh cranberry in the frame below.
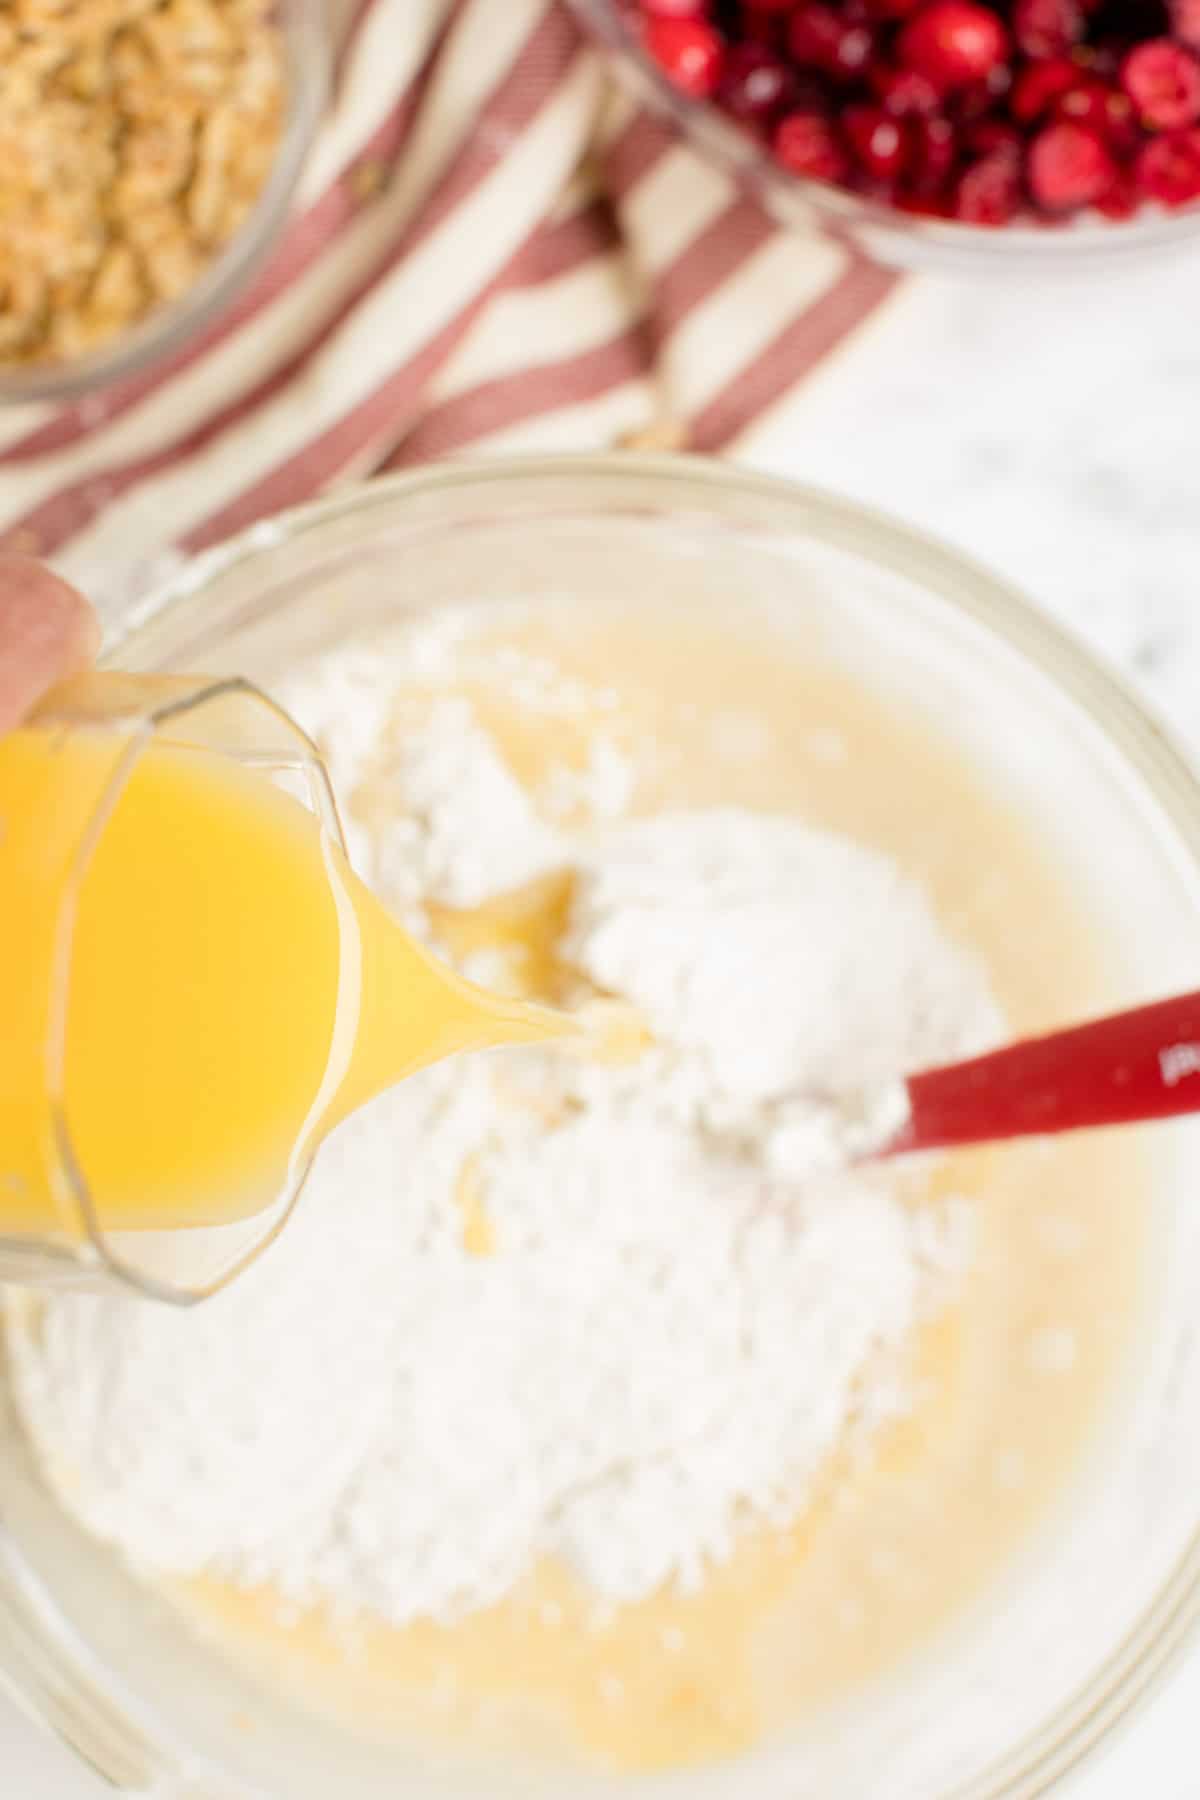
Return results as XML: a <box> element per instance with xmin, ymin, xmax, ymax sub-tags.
<box><xmin>896</xmin><ymin>3</ymin><xmax>1011</xmax><ymax>93</ymax></box>
<box><xmin>950</xmin><ymin>63</ymin><xmax>1013</xmax><ymax>123</ymax></box>
<box><xmin>638</xmin><ymin>0</ymin><xmax>710</xmax><ymax>17</ymax></box>
<box><xmin>870</xmin><ymin>64</ymin><xmax>942</xmax><ymax>115</ymax></box>
<box><xmin>670</xmin><ymin>0</ymin><xmax>1200</xmax><ymax>228</ymax></box>
<box><xmin>1010</xmin><ymin>56</ymin><xmax>1080</xmax><ymax>123</ymax></box>
<box><xmin>1094</xmin><ymin>168</ymin><xmax>1140</xmax><ymax>217</ymax></box>
<box><xmin>1071</xmin><ymin>40</ymin><xmax>1120</xmax><ymax>81</ymax></box>
<box><xmin>788</xmin><ymin>5</ymin><xmax>876</xmax><ymax>79</ymax></box>
<box><xmin>772</xmin><ymin>109</ymin><xmax>851</xmax><ymax>181</ymax></box>
<box><xmin>787</xmin><ymin>5</ymin><xmax>846</xmax><ymax>68</ymax></box>
<box><xmin>718</xmin><ymin>42</ymin><xmax>795</xmax><ymax>126</ymax></box>
<box><xmin>1054</xmin><ymin>80</ymin><xmax>1139</xmax><ymax>153</ymax></box>
<box><xmin>908</xmin><ymin>113</ymin><xmax>959</xmax><ymax>189</ymax></box>
<box><xmin>894</xmin><ymin>188</ymin><xmax>954</xmax><ymax>214</ymax></box>
<box><xmin>644</xmin><ymin>15</ymin><xmax>725</xmax><ymax>95</ymax></box>
<box><xmin>963</xmin><ymin>118</ymin><xmax>1023</xmax><ymax>159</ymax></box>
<box><xmin>843</xmin><ymin>104</ymin><xmax>912</xmax><ymax>177</ymax></box>
<box><xmin>737</xmin><ymin>6</ymin><xmax>788</xmax><ymax>44</ymax></box>
<box><xmin>1028</xmin><ymin>119</ymin><xmax>1117</xmax><ymax>209</ymax></box>
<box><xmin>1170</xmin><ymin>0</ymin><xmax>1200</xmax><ymax>52</ymax></box>
<box><xmin>954</xmin><ymin>147</ymin><xmax>1024</xmax><ymax>221</ymax></box>
<box><xmin>1011</xmin><ymin>0</ymin><xmax>1085</xmax><ymax>59</ymax></box>
<box><xmin>829</xmin><ymin>21</ymin><xmax>877</xmax><ymax>78</ymax></box>
<box><xmin>1121</xmin><ymin>40</ymin><xmax>1200</xmax><ymax>131</ymax></box>
<box><xmin>1136</xmin><ymin>128</ymin><xmax>1200</xmax><ymax>205</ymax></box>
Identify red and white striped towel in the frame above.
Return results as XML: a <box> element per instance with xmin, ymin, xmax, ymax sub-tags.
<box><xmin>0</xmin><ymin>0</ymin><xmax>901</xmax><ymax>606</ymax></box>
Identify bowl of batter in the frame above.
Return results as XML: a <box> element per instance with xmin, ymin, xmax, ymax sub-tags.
<box><xmin>3</xmin><ymin>456</ymin><xmax>1200</xmax><ymax>1798</ymax></box>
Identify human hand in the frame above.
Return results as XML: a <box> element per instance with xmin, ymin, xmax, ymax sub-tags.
<box><xmin>0</xmin><ymin>556</ymin><xmax>100</xmax><ymax>734</ymax></box>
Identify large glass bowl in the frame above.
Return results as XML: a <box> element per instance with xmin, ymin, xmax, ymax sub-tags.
<box><xmin>4</xmin><ymin>456</ymin><xmax>1200</xmax><ymax>1797</ymax></box>
<box><xmin>569</xmin><ymin>0</ymin><xmax>1200</xmax><ymax>276</ymax></box>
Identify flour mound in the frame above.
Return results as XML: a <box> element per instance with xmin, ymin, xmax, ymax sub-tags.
<box><xmin>564</xmin><ymin>811</ymin><xmax>998</xmax><ymax>1171</ymax></box>
<box><xmin>568</xmin><ymin>809</ymin><xmax>997</xmax><ymax>1113</ymax></box>
<box><xmin>7</xmin><ymin>665</ymin><xmax>999</xmax><ymax>1625</ymax></box>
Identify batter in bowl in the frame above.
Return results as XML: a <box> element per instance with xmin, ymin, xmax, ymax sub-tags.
<box><xmin>6</xmin><ymin>590</ymin><xmax>1146</xmax><ymax>1776</ymax></box>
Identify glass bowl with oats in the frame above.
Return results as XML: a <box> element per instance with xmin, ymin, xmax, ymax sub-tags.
<box><xmin>0</xmin><ymin>0</ymin><xmax>328</xmax><ymax>405</ymax></box>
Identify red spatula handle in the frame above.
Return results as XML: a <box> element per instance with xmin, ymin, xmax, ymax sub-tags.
<box><xmin>888</xmin><ymin>988</ymin><xmax>1200</xmax><ymax>1156</ymax></box>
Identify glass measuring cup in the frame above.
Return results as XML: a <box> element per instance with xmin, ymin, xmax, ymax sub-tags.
<box><xmin>0</xmin><ymin>670</ymin><xmax>345</xmax><ymax>1306</ymax></box>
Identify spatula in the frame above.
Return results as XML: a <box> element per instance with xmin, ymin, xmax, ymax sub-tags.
<box><xmin>878</xmin><ymin>988</ymin><xmax>1200</xmax><ymax>1158</ymax></box>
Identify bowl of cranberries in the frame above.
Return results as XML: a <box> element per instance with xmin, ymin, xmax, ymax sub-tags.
<box><xmin>572</xmin><ymin>0</ymin><xmax>1200</xmax><ymax>268</ymax></box>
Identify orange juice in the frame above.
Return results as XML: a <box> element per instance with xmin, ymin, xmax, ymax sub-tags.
<box><xmin>0</xmin><ymin>726</ymin><xmax>570</xmax><ymax>1240</ymax></box>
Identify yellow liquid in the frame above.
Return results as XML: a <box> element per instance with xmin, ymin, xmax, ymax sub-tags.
<box><xmin>0</xmin><ymin>725</ymin><xmax>569</xmax><ymax>1239</ymax></box>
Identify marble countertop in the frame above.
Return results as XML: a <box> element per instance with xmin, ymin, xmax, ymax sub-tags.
<box><xmin>8</xmin><ymin>249</ymin><xmax>1200</xmax><ymax>1795</ymax></box>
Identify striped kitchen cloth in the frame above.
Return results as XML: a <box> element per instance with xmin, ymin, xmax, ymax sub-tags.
<box><xmin>0</xmin><ymin>0</ymin><xmax>902</xmax><ymax>606</ymax></box>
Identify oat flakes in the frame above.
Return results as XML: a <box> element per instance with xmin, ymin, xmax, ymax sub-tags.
<box><xmin>0</xmin><ymin>0</ymin><xmax>287</xmax><ymax>368</ymax></box>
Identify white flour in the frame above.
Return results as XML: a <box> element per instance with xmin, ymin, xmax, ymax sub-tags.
<box><xmin>7</xmin><ymin>628</ymin><xmax>1000</xmax><ymax>1625</ymax></box>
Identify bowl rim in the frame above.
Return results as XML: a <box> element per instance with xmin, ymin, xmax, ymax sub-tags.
<box><xmin>0</xmin><ymin>0</ymin><xmax>330</xmax><ymax>407</ymax></box>
<box><xmin>566</xmin><ymin>0</ymin><xmax>1200</xmax><ymax>273</ymax></box>
<box><xmin>8</xmin><ymin>452</ymin><xmax>1200</xmax><ymax>1798</ymax></box>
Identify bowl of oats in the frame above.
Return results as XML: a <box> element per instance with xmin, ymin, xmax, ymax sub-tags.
<box><xmin>0</xmin><ymin>0</ymin><xmax>328</xmax><ymax>402</ymax></box>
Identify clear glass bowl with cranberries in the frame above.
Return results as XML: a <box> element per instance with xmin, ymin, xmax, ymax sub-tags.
<box><xmin>571</xmin><ymin>0</ymin><xmax>1200</xmax><ymax>269</ymax></box>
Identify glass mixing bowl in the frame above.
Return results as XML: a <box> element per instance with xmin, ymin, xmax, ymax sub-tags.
<box><xmin>4</xmin><ymin>456</ymin><xmax>1200</xmax><ymax>1797</ymax></box>
<box><xmin>0</xmin><ymin>0</ymin><xmax>328</xmax><ymax>408</ymax></box>
<box><xmin>568</xmin><ymin>0</ymin><xmax>1200</xmax><ymax>276</ymax></box>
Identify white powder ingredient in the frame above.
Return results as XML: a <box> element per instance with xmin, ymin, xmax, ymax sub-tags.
<box><xmin>7</xmin><ymin>624</ymin><xmax>1000</xmax><ymax>1627</ymax></box>
<box><xmin>363</xmin><ymin>695</ymin><xmax>561</xmax><ymax>914</ymax></box>
<box><xmin>540</xmin><ymin>735</ymin><xmax>636</xmax><ymax>824</ymax></box>
<box><xmin>565</xmin><ymin>809</ymin><xmax>998</xmax><ymax>1159</ymax></box>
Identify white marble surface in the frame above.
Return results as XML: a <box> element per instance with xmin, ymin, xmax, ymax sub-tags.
<box><xmin>8</xmin><ymin>253</ymin><xmax>1200</xmax><ymax>1793</ymax></box>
